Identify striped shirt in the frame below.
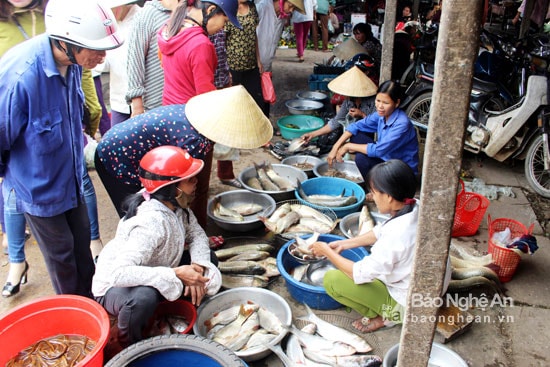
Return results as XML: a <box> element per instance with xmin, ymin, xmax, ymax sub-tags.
<box><xmin>125</xmin><ymin>0</ymin><xmax>171</xmax><ymax>111</ymax></box>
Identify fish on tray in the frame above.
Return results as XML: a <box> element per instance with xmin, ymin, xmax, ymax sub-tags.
<box><xmin>260</xmin><ymin>203</ymin><xmax>336</xmax><ymax>236</ymax></box>
<box><xmin>215</xmin><ymin>244</ymin><xmax>275</xmax><ymax>261</ymax></box>
<box><xmin>297</xmin><ymin>181</ymin><xmax>358</xmax><ymax>207</ymax></box>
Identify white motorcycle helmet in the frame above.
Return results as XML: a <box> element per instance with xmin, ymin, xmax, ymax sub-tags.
<box><xmin>45</xmin><ymin>0</ymin><xmax>123</xmax><ymax>51</ymax></box>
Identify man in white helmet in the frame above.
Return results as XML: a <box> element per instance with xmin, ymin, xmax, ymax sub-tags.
<box><xmin>0</xmin><ymin>0</ymin><xmax>123</xmax><ymax>298</ymax></box>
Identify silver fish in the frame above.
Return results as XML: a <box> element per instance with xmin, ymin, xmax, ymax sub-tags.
<box><xmin>297</xmin><ymin>181</ymin><xmax>357</xmax><ymax>207</ymax></box>
<box><xmin>204</xmin><ymin>302</ymin><xmax>259</xmax><ymax>330</ymax></box>
<box><xmin>298</xmin><ymin>217</ymin><xmax>334</xmax><ymax>233</ymax></box>
<box><xmin>295</xmin><ymin>232</ymin><xmax>321</xmax><ymax>255</ymax></box>
<box><xmin>257</xmin><ymin>257</ymin><xmax>280</xmax><ymax>277</ymax></box>
<box><xmin>286</xmin><ymin>325</ymin><xmax>357</xmax><ymax>357</ymax></box>
<box><xmin>258</xmin><ymin>306</ymin><xmax>285</xmax><ymax>335</ymax></box>
<box><xmin>213</xmin><ymin>305</ymin><xmax>257</xmax><ymax>348</ymax></box>
<box><xmin>255</xmin><ymin>163</ymin><xmax>280</xmax><ymax>191</ymax></box>
<box><xmin>268</xmin><ymin>343</ymin><xmax>295</xmax><ymax>367</ymax></box>
<box><xmin>243</xmin><ymin>329</ymin><xmax>277</xmax><ymax>351</ymax></box>
<box><xmin>247</xmin><ymin>177</ymin><xmax>263</xmax><ymax>190</ymax></box>
<box><xmin>213</xmin><ymin>197</ymin><xmax>244</xmax><ymax>221</ymax></box>
<box><xmin>221</xmin><ymin>274</ymin><xmax>270</xmax><ymax>289</ymax></box>
<box><xmin>265</xmin><ymin>162</ymin><xmax>295</xmax><ymax>191</ymax></box>
<box><xmin>288</xmin><ymin>138</ymin><xmax>307</xmax><ymax>153</ymax></box>
<box><xmin>292</xmin><ymin>264</ymin><xmax>309</xmax><ymax>281</ymax></box>
<box><xmin>289</xmin><ymin>204</ymin><xmax>335</xmax><ymax>227</ymax></box>
<box><xmin>226</xmin><ymin>251</ymin><xmax>271</xmax><ymax>262</ymax></box>
<box><xmin>218</xmin><ymin>260</ymin><xmax>267</xmax><ymax>275</ymax></box>
<box><xmin>262</xmin><ymin>210</ymin><xmax>301</xmax><ymax>234</ymax></box>
<box><xmin>300</xmin><ymin>304</ymin><xmax>373</xmax><ymax>353</ymax></box>
<box><xmin>215</xmin><ymin>244</ymin><xmax>274</xmax><ymax>260</ymax></box>
<box><xmin>268</xmin><ymin>202</ymin><xmax>292</xmax><ymax>222</ymax></box>
<box><xmin>166</xmin><ymin>315</ymin><xmax>189</xmax><ymax>333</ymax></box>
<box><xmin>225</xmin><ymin>312</ymin><xmax>260</xmax><ymax>351</ymax></box>
<box><xmin>286</xmin><ymin>333</ymin><xmax>307</xmax><ymax>366</ymax></box>
<box><xmin>303</xmin><ymin>349</ymin><xmax>383</xmax><ymax>367</ymax></box>
<box><xmin>451</xmin><ymin>266</ymin><xmax>503</xmax><ymax>289</ymax></box>
<box><xmin>357</xmin><ymin>205</ymin><xmax>375</xmax><ymax>235</ymax></box>
<box><xmin>447</xmin><ymin>276</ymin><xmax>503</xmax><ymax>295</ymax></box>
<box><xmin>231</xmin><ymin>202</ymin><xmax>264</xmax><ymax>216</ymax></box>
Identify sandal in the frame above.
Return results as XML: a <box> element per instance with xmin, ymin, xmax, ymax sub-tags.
<box><xmin>220</xmin><ymin>178</ymin><xmax>243</xmax><ymax>188</ymax></box>
<box><xmin>352</xmin><ymin>316</ymin><xmax>396</xmax><ymax>333</ymax></box>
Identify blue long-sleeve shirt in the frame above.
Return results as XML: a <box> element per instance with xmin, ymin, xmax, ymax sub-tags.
<box><xmin>96</xmin><ymin>104</ymin><xmax>212</xmax><ymax>186</ymax></box>
<box><xmin>346</xmin><ymin>109</ymin><xmax>419</xmax><ymax>174</ymax></box>
<box><xmin>0</xmin><ymin>34</ymin><xmax>85</xmax><ymax>217</ymax></box>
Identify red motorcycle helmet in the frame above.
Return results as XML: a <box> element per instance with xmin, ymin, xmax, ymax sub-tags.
<box><xmin>139</xmin><ymin>146</ymin><xmax>204</xmax><ymax>194</ymax></box>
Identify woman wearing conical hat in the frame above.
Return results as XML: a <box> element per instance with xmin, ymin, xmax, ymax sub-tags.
<box><xmin>301</xmin><ymin>65</ymin><xmax>378</xmax><ymax>146</ymax></box>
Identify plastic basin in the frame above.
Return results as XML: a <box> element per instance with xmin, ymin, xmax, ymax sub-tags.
<box><xmin>383</xmin><ymin>342</ymin><xmax>468</xmax><ymax>367</ymax></box>
<box><xmin>277</xmin><ymin>234</ymin><xmax>369</xmax><ymax>310</ymax></box>
<box><xmin>276</xmin><ymin>115</ymin><xmax>325</xmax><ymax>140</ymax></box>
<box><xmin>0</xmin><ymin>295</ymin><xmax>110</xmax><ymax>367</ymax></box>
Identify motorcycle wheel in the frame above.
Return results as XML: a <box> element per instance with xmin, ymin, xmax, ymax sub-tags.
<box><xmin>405</xmin><ymin>92</ymin><xmax>432</xmax><ymax>132</ymax></box>
<box><xmin>524</xmin><ymin>135</ymin><xmax>550</xmax><ymax>198</ymax></box>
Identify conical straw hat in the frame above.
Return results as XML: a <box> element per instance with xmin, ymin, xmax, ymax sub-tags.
<box><xmin>328</xmin><ymin>66</ymin><xmax>378</xmax><ymax>97</ymax></box>
<box><xmin>333</xmin><ymin>38</ymin><xmax>367</xmax><ymax>60</ymax></box>
<box><xmin>186</xmin><ymin>85</ymin><xmax>273</xmax><ymax>149</ymax></box>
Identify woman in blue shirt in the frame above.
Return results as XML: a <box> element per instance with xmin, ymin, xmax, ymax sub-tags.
<box><xmin>327</xmin><ymin>80</ymin><xmax>419</xmax><ymax>182</ymax></box>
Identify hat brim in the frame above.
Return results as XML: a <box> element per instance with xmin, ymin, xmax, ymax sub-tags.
<box><xmin>328</xmin><ymin>66</ymin><xmax>378</xmax><ymax>97</ymax></box>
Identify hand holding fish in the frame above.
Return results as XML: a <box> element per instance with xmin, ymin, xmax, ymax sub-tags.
<box><xmin>310</xmin><ymin>241</ymin><xmax>333</xmax><ymax>258</ymax></box>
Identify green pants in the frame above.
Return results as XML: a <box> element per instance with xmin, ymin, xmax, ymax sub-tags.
<box><xmin>323</xmin><ymin>269</ymin><xmax>404</xmax><ymax>323</ymax></box>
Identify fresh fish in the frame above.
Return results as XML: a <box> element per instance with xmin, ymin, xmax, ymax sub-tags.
<box><xmin>258</xmin><ymin>306</ymin><xmax>285</xmax><ymax>335</ymax></box>
<box><xmin>289</xmin><ymin>204</ymin><xmax>334</xmax><ymax>227</ymax></box>
<box><xmin>268</xmin><ymin>343</ymin><xmax>296</xmax><ymax>367</ymax></box>
<box><xmin>295</xmin><ymin>233</ymin><xmax>320</xmax><ymax>255</ymax></box>
<box><xmin>166</xmin><ymin>315</ymin><xmax>189</xmax><ymax>333</ymax></box>
<box><xmin>303</xmin><ymin>349</ymin><xmax>383</xmax><ymax>367</ymax></box>
<box><xmin>211</xmin><ymin>304</ymin><xmax>255</xmax><ymax>345</ymax></box>
<box><xmin>215</xmin><ymin>244</ymin><xmax>274</xmax><ymax>260</ymax></box>
<box><xmin>357</xmin><ymin>205</ymin><xmax>375</xmax><ymax>235</ymax></box>
<box><xmin>206</xmin><ymin>324</ymin><xmax>224</xmax><ymax>339</ymax></box>
<box><xmin>218</xmin><ymin>260</ymin><xmax>267</xmax><ymax>275</ymax></box>
<box><xmin>257</xmin><ymin>257</ymin><xmax>280</xmax><ymax>277</ymax></box>
<box><xmin>450</xmin><ymin>241</ymin><xmax>494</xmax><ymax>267</ymax></box>
<box><xmin>451</xmin><ymin>267</ymin><xmax>503</xmax><ymax>290</ymax></box>
<box><xmin>292</xmin><ymin>264</ymin><xmax>309</xmax><ymax>281</ymax></box>
<box><xmin>268</xmin><ymin>202</ymin><xmax>292</xmax><ymax>222</ymax></box>
<box><xmin>447</xmin><ymin>276</ymin><xmax>502</xmax><ymax>295</ymax></box>
<box><xmin>221</xmin><ymin>274</ymin><xmax>270</xmax><ymax>289</ymax></box>
<box><xmin>288</xmin><ymin>138</ymin><xmax>307</xmax><ymax>153</ymax></box>
<box><xmin>247</xmin><ymin>177</ymin><xmax>264</xmax><ymax>190</ymax></box>
<box><xmin>261</xmin><ymin>210</ymin><xmax>301</xmax><ymax>234</ymax></box>
<box><xmin>213</xmin><ymin>197</ymin><xmax>244</xmax><ymax>221</ymax></box>
<box><xmin>300</xmin><ymin>304</ymin><xmax>373</xmax><ymax>353</ymax></box>
<box><xmin>285</xmin><ymin>223</ymin><xmax>318</xmax><ymax>235</ymax></box>
<box><xmin>225</xmin><ymin>312</ymin><xmax>260</xmax><ymax>351</ymax></box>
<box><xmin>231</xmin><ymin>202</ymin><xmax>264</xmax><ymax>216</ymax></box>
<box><xmin>297</xmin><ymin>181</ymin><xmax>357</xmax><ymax>207</ymax></box>
<box><xmin>286</xmin><ymin>333</ymin><xmax>307</xmax><ymax>366</ymax></box>
<box><xmin>226</xmin><ymin>251</ymin><xmax>271</xmax><ymax>262</ymax></box>
<box><xmin>204</xmin><ymin>302</ymin><xmax>259</xmax><ymax>330</ymax></box>
<box><xmin>286</xmin><ymin>325</ymin><xmax>357</xmax><ymax>357</ymax></box>
<box><xmin>265</xmin><ymin>162</ymin><xmax>295</xmax><ymax>190</ymax></box>
<box><xmin>255</xmin><ymin>163</ymin><xmax>280</xmax><ymax>191</ymax></box>
<box><xmin>243</xmin><ymin>329</ymin><xmax>277</xmax><ymax>351</ymax></box>
<box><xmin>298</xmin><ymin>217</ymin><xmax>334</xmax><ymax>234</ymax></box>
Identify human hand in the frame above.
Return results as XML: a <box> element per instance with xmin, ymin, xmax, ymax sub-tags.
<box><xmin>348</xmin><ymin>108</ymin><xmax>364</xmax><ymax>119</ymax></box>
<box><xmin>301</xmin><ymin>132</ymin><xmax>313</xmax><ymax>143</ymax></box>
<box><xmin>328</xmin><ymin>240</ymin><xmax>345</xmax><ymax>254</ymax></box>
<box><xmin>174</xmin><ymin>264</ymin><xmax>209</xmax><ymax>287</ymax></box>
<box><xmin>131</xmin><ymin>99</ymin><xmax>145</xmax><ymax>117</ymax></box>
<box><xmin>310</xmin><ymin>241</ymin><xmax>332</xmax><ymax>257</ymax></box>
<box><xmin>184</xmin><ymin>284</ymin><xmax>207</xmax><ymax>306</ymax></box>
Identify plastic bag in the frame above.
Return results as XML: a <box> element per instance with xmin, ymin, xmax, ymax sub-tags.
<box><xmin>83</xmin><ymin>133</ymin><xmax>97</xmax><ymax>169</ymax></box>
<box><xmin>213</xmin><ymin>143</ymin><xmax>240</xmax><ymax>161</ymax></box>
<box><xmin>261</xmin><ymin>72</ymin><xmax>276</xmax><ymax>104</ymax></box>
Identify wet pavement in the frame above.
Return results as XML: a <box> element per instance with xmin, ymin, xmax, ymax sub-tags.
<box><xmin>1</xmin><ymin>46</ymin><xmax>549</xmax><ymax>366</ymax></box>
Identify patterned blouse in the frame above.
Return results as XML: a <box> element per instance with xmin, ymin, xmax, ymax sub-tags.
<box><xmin>225</xmin><ymin>3</ymin><xmax>259</xmax><ymax>71</ymax></box>
<box><xmin>96</xmin><ymin>104</ymin><xmax>213</xmax><ymax>186</ymax></box>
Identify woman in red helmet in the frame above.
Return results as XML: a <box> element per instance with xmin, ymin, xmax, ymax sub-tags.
<box><xmin>92</xmin><ymin>146</ymin><xmax>221</xmax><ymax>349</ymax></box>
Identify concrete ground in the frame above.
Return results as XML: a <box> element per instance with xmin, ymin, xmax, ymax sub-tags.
<box><xmin>1</xmin><ymin>47</ymin><xmax>549</xmax><ymax>366</ymax></box>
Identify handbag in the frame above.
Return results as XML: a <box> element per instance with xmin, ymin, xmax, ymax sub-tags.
<box><xmin>261</xmin><ymin>72</ymin><xmax>276</xmax><ymax>104</ymax></box>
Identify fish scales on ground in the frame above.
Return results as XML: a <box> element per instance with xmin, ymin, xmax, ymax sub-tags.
<box><xmin>299</xmin><ymin>305</ymin><xmax>372</xmax><ymax>353</ymax></box>
<box><xmin>215</xmin><ymin>244</ymin><xmax>275</xmax><ymax>260</ymax></box>
<box><xmin>297</xmin><ymin>181</ymin><xmax>358</xmax><ymax>207</ymax></box>
<box><xmin>221</xmin><ymin>274</ymin><xmax>270</xmax><ymax>289</ymax></box>
<box><xmin>218</xmin><ymin>260</ymin><xmax>267</xmax><ymax>275</ymax></box>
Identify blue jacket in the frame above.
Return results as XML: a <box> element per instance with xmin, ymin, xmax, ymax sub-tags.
<box><xmin>347</xmin><ymin>109</ymin><xmax>419</xmax><ymax>174</ymax></box>
<box><xmin>0</xmin><ymin>34</ymin><xmax>85</xmax><ymax>217</ymax></box>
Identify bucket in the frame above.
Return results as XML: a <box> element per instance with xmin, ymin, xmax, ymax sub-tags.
<box><xmin>451</xmin><ymin>180</ymin><xmax>490</xmax><ymax>237</ymax></box>
<box><xmin>0</xmin><ymin>295</ymin><xmax>110</xmax><ymax>366</ymax></box>
<box><xmin>105</xmin><ymin>334</ymin><xmax>246</xmax><ymax>367</ymax></box>
<box><xmin>487</xmin><ymin>215</ymin><xmax>534</xmax><ymax>282</ymax></box>
<box><xmin>143</xmin><ymin>300</ymin><xmax>197</xmax><ymax>337</ymax></box>
<box><xmin>383</xmin><ymin>342</ymin><xmax>468</xmax><ymax>367</ymax></box>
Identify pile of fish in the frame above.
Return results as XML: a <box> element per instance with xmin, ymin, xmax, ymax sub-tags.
<box><xmin>447</xmin><ymin>241</ymin><xmax>505</xmax><ymax>295</ymax></box>
<box><xmin>297</xmin><ymin>181</ymin><xmax>358</xmax><ymax>208</ymax></box>
<box><xmin>147</xmin><ymin>314</ymin><xmax>190</xmax><ymax>337</ymax></box>
<box><xmin>319</xmin><ymin>167</ymin><xmax>363</xmax><ymax>184</ymax></box>
<box><xmin>245</xmin><ymin>162</ymin><xmax>296</xmax><ymax>192</ymax></box>
<box><xmin>203</xmin><ymin>301</ymin><xmax>285</xmax><ymax>353</ymax></box>
<box><xmin>211</xmin><ymin>197</ymin><xmax>264</xmax><ymax>222</ymax></box>
<box><xmin>288</xmin><ymin>232</ymin><xmax>326</xmax><ymax>263</ymax></box>
<box><xmin>215</xmin><ymin>244</ymin><xmax>280</xmax><ymax>289</ymax></box>
<box><xmin>259</xmin><ymin>202</ymin><xmax>337</xmax><ymax>236</ymax></box>
<box><xmin>270</xmin><ymin>305</ymin><xmax>382</xmax><ymax>367</ymax></box>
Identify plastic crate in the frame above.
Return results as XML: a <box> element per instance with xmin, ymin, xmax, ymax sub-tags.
<box><xmin>313</xmin><ymin>65</ymin><xmax>346</xmax><ymax>75</ymax></box>
<box><xmin>308</xmin><ymin>74</ymin><xmax>338</xmax><ymax>91</ymax></box>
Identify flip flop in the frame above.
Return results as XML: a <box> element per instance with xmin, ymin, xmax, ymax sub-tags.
<box><xmin>220</xmin><ymin>179</ymin><xmax>243</xmax><ymax>188</ymax></box>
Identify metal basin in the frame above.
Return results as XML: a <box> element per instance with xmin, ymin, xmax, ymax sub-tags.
<box><xmin>193</xmin><ymin>287</ymin><xmax>292</xmax><ymax>362</ymax></box>
<box><xmin>239</xmin><ymin>164</ymin><xmax>307</xmax><ymax>202</ymax></box>
<box><xmin>339</xmin><ymin>210</ymin><xmax>391</xmax><ymax>238</ymax></box>
<box><xmin>281</xmin><ymin>155</ymin><xmax>324</xmax><ymax>178</ymax></box>
<box><xmin>207</xmin><ymin>190</ymin><xmax>276</xmax><ymax>232</ymax></box>
<box><xmin>313</xmin><ymin>160</ymin><xmax>364</xmax><ymax>185</ymax></box>
<box><xmin>296</xmin><ymin>90</ymin><xmax>328</xmax><ymax>102</ymax></box>
<box><xmin>285</xmin><ymin>99</ymin><xmax>324</xmax><ymax>115</ymax></box>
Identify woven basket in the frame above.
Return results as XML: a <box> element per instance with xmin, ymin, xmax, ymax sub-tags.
<box><xmin>451</xmin><ymin>180</ymin><xmax>490</xmax><ymax>237</ymax></box>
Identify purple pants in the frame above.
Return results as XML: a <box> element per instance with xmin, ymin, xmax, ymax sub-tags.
<box><xmin>293</xmin><ymin>21</ymin><xmax>312</xmax><ymax>58</ymax></box>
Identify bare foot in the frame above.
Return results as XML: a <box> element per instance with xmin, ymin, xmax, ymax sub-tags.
<box><xmin>352</xmin><ymin>316</ymin><xmax>388</xmax><ymax>333</ymax></box>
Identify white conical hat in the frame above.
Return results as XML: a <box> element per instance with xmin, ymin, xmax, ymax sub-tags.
<box><xmin>186</xmin><ymin>85</ymin><xmax>273</xmax><ymax>149</ymax></box>
<box><xmin>333</xmin><ymin>38</ymin><xmax>367</xmax><ymax>60</ymax></box>
<box><xmin>328</xmin><ymin>66</ymin><xmax>378</xmax><ymax>97</ymax></box>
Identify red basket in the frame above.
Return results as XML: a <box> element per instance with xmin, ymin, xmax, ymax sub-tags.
<box><xmin>451</xmin><ymin>180</ymin><xmax>490</xmax><ymax>237</ymax></box>
<box><xmin>487</xmin><ymin>215</ymin><xmax>534</xmax><ymax>282</ymax></box>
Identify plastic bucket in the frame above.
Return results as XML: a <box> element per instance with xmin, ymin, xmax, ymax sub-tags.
<box><xmin>143</xmin><ymin>300</ymin><xmax>197</xmax><ymax>337</ymax></box>
<box><xmin>0</xmin><ymin>295</ymin><xmax>110</xmax><ymax>366</ymax></box>
<box><xmin>452</xmin><ymin>180</ymin><xmax>490</xmax><ymax>237</ymax></box>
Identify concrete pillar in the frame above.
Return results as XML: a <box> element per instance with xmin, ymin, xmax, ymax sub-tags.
<box><xmin>396</xmin><ymin>0</ymin><xmax>484</xmax><ymax>366</ymax></box>
<box><xmin>380</xmin><ymin>0</ymin><xmax>397</xmax><ymax>83</ymax></box>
